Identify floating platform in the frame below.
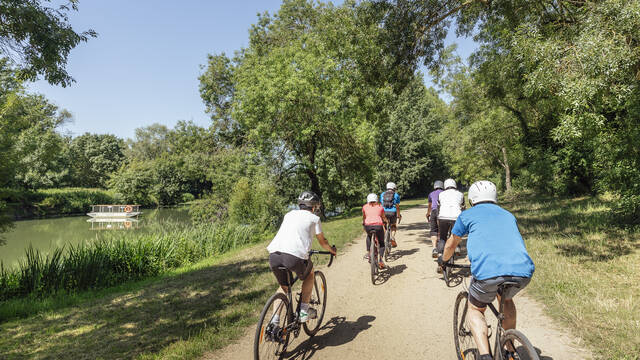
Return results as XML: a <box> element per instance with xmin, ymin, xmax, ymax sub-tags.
<box><xmin>87</xmin><ymin>205</ymin><xmax>142</xmax><ymax>218</ymax></box>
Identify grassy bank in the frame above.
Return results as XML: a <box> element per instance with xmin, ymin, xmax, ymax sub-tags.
<box><xmin>1</xmin><ymin>188</ymin><xmax>116</xmax><ymax>219</ymax></box>
<box><xmin>0</xmin><ymin>221</ymin><xmax>264</xmax><ymax>306</ymax></box>
<box><xmin>502</xmin><ymin>192</ymin><xmax>639</xmax><ymax>360</ymax></box>
<box><xmin>0</xmin><ymin>210</ymin><xmax>365</xmax><ymax>359</ymax></box>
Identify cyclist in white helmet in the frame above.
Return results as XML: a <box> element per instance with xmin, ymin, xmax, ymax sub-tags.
<box><xmin>267</xmin><ymin>191</ymin><xmax>337</xmax><ymax>323</ymax></box>
<box><xmin>362</xmin><ymin>193</ymin><xmax>388</xmax><ymax>269</ymax></box>
<box><xmin>380</xmin><ymin>182</ymin><xmax>401</xmax><ymax>247</ymax></box>
<box><xmin>438</xmin><ymin>180</ymin><xmax>534</xmax><ymax>360</ymax></box>
<box><xmin>434</xmin><ymin>178</ymin><xmax>464</xmax><ymax>261</ymax></box>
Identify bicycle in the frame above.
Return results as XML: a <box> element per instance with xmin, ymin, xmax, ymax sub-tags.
<box><xmin>443</xmin><ymin>262</ymin><xmax>539</xmax><ymax>360</ymax></box>
<box><xmin>383</xmin><ymin>222</ymin><xmax>391</xmax><ymax>261</ymax></box>
<box><xmin>254</xmin><ymin>247</ymin><xmax>336</xmax><ymax>360</ymax></box>
<box><xmin>367</xmin><ymin>229</ymin><xmax>385</xmax><ymax>284</ymax></box>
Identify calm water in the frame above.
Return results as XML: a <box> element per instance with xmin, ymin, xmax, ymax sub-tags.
<box><xmin>0</xmin><ymin>208</ymin><xmax>191</xmax><ymax>269</ymax></box>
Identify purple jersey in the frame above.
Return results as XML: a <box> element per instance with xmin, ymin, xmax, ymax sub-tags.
<box><xmin>428</xmin><ymin>189</ymin><xmax>443</xmax><ymax>210</ymax></box>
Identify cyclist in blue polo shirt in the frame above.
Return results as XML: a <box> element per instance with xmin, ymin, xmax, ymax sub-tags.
<box><xmin>438</xmin><ymin>180</ymin><xmax>534</xmax><ymax>360</ymax></box>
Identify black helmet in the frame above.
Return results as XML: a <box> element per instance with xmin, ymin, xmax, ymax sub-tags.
<box><xmin>298</xmin><ymin>191</ymin><xmax>320</xmax><ymax>207</ymax></box>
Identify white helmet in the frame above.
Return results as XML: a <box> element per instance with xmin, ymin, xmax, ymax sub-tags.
<box><xmin>386</xmin><ymin>182</ymin><xmax>397</xmax><ymax>190</ymax></box>
<box><xmin>444</xmin><ymin>178</ymin><xmax>456</xmax><ymax>189</ymax></box>
<box><xmin>468</xmin><ymin>180</ymin><xmax>498</xmax><ymax>205</ymax></box>
<box><xmin>367</xmin><ymin>193</ymin><xmax>378</xmax><ymax>203</ymax></box>
<box><xmin>434</xmin><ymin>180</ymin><xmax>444</xmax><ymax>190</ymax></box>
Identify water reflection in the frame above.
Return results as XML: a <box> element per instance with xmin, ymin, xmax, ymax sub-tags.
<box><xmin>87</xmin><ymin>218</ymin><xmax>140</xmax><ymax>230</ymax></box>
<box><xmin>0</xmin><ymin>207</ymin><xmax>190</xmax><ymax>269</ymax></box>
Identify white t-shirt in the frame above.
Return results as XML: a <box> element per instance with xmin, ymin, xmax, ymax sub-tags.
<box><xmin>438</xmin><ymin>189</ymin><xmax>464</xmax><ymax>221</ymax></box>
<box><xmin>267</xmin><ymin>209</ymin><xmax>323</xmax><ymax>259</ymax></box>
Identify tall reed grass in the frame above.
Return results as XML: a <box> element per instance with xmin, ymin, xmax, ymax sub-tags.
<box><xmin>0</xmin><ymin>222</ymin><xmax>262</xmax><ymax>301</ymax></box>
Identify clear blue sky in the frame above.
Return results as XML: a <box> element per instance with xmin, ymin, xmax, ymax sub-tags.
<box><xmin>28</xmin><ymin>1</ymin><xmax>477</xmax><ymax>139</ymax></box>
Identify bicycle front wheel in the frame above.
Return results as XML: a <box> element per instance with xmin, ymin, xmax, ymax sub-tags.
<box><xmin>254</xmin><ymin>292</ymin><xmax>290</xmax><ymax>360</ymax></box>
<box><xmin>499</xmin><ymin>329</ymin><xmax>540</xmax><ymax>360</ymax></box>
<box><xmin>303</xmin><ymin>271</ymin><xmax>327</xmax><ymax>337</ymax></box>
<box><xmin>453</xmin><ymin>291</ymin><xmax>478</xmax><ymax>360</ymax></box>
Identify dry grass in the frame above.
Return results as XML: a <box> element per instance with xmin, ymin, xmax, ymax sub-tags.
<box><xmin>503</xmin><ymin>192</ymin><xmax>640</xmax><ymax>360</ymax></box>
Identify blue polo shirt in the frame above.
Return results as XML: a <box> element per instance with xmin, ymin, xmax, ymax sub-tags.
<box><xmin>380</xmin><ymin>191</ymin><xmax>401</xmax><ymax>212</ymax></box>
<box><xmin>452</xmin><ymin>203</ymin><xmax>535</xmax><ymax>280</ymax></box>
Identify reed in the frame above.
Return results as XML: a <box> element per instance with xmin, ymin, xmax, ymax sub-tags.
<box><xmin>0</xmin><ymin>222</ymin><xmax>263</xmax><ymax>301</ymax></box>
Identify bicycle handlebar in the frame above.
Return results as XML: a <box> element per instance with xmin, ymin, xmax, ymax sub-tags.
<box><xmin>309</xmin><ymin>245</ymin><xmax>337</xmax><ymax>267</ymax></box>
<box><xmin>442</xmin><ymin>262</ymin><xmax>470</xmax><ymax>269</ymax></box>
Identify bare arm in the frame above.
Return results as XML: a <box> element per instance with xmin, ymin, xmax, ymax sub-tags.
<box><xmin>443</xmin><ymin>234</ymin><xmax>462</xmax><ymax>262</ymax></box>
<box><xmin>427</xmin><ymin>200</ymin><xmax>432</xmax><ymax>219</ymax></box>
<box><xmin>316</xmin><ymin>233</ymin><xmax>336</xmax><ymax>255</ymax></box>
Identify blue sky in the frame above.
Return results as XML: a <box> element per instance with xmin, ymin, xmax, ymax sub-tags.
<box><xmin>28</xmin><ymin>1</ymin><xmax>477</xmax><ymax>139</ymax></box>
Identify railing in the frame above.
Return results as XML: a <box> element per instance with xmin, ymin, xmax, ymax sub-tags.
<box><xmin>90</xmin><ymin>205</ymin><xmax>141</xmax><ymax>214</ymax></box>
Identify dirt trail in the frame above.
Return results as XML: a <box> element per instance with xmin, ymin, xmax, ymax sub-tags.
<box><xmin>205</xmin><ymin>205</ymin><xmax>592</xmax><ymax>359</ymax></box>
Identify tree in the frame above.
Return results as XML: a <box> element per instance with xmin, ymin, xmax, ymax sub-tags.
<box><xmin>68</xmin><ymin>133</ymin><xmax>125</xmax><ymax>188</ymax></box>
<box><xmin>375</xmin><ymin>75</ymin><xmax>448</xmax><ymax>197</ymax></box>
<box><xmin>210</xmin><ymin>0</ymin><xmax>393</xmax><ymax>209</ymax></box>
<box><xmin>0</xmin><ymin>0</ymin><xmax>96</xmax><ymax>86</ymax></box>
<box><xmin>126</xmin><ymin>124</ymin><xmax>171</xmax><ymax>161</ymax></box>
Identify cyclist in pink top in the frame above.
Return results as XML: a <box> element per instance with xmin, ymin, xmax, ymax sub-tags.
<box><xmin>362</xmin><ymin>193</ymin><xmax>388</xmax><ymax>269</ymax></box>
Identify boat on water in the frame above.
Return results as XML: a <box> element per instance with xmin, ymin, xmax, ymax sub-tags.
<box><xmin>87</xmin><ymin>205</ymin><xmax>142</xmax><ymax>218</ymax></box>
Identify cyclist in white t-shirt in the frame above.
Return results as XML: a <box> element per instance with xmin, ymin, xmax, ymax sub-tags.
<box><xmin>266</xmin><ymin>191</ymin><xmax>336</xmax><ymax>323</ymax></box>
<box><xmin>435</xmin><ymin>178</ymin><xmax>465</xmax><ymax>261</ymax></box>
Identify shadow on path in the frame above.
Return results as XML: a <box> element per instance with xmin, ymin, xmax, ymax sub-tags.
<box><xmin>386</xmin><ymin>247</ymin><xmax>419</xmax><ymax>262</ymax></box>
<box><xmin>375</xmin><ymin>264</ymin><xmax>408</xmax><ymax>285</ymax></box>
<box><xmin>285</xmin><ymin>315</ymin><xmax>375</xmax><ymax>359</ymax></box>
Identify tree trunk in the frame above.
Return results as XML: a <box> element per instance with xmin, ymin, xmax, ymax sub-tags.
<box><xmin>502</xmin><ymin>146</ymin><xmax>512</xmax><ymax>192</ymax></box>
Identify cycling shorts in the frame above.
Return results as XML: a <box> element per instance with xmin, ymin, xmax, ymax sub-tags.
<box><xmin>364</xmin><ymin>225</ymin><xmax>384</xmax><ymax>251</ymax></box>
<box><xmin>269</xmin><ymin>252</ymin><xmax>313</xmax><ymax>286</ymax></box>
<box><xmin>468</xmin><ymin>275</ymin><xmax>531</xmax><ymax>308</ymax></box>
<box><xmin>429</xmin><ymin>208</ymin><xmax>439</xmax><ymax>236</ymax></box>
<box><xmin>385</xmin><ymin>211</ymin><xmax>397</xmax><ymax>225</ymax></box>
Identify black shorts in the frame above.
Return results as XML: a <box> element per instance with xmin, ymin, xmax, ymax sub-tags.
<box><xmin>269</xmin><ymin>252</ymin><xmax>313</xmax><ymax>286</ymax></box>
<box><xmin>438</xmin><ymin>219</ymin><xmax>455</xmax><ymax>242</ymax></box>
<box><xmin>364</xmin><ymin>225</ymin><xmax>384</xmax><ymax>250</ymax></box>
<box><xmin>385</xmin><ymin>211</ymin><xmax>397</xmax><ymax>225</ymax></box>
<box><xmin>429</xmin><ymin>208</ymin><xmax>439</xmax><ymax>236</ymax></box>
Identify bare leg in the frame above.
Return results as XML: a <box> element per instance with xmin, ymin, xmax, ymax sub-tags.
<box><xmin>467</xmin><ymin>302</ymin><xmax>491</xmax><ymax>356</ymax></box>
<box><xmin>500</xmin><ymin>296</ymin><xmax>517</xmax><ymax>352</ymax></box>
<box><xmin>271</xmin><ymin>285</ymin><xmax>288</xmax><ymax>322</ymax></box>
<box><xmin>430</xmin><ymin>235</ymin><xmax>437</xmax><ymax>247</ymax></box>
<box><xmin>301</xmin><ymin>267</ymin><xmax>315</xmax><ymax>304</ymax></box>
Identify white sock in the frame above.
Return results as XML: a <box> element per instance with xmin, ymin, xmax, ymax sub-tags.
<box><xmin>300</xmin><ymin>303</ymin><xmax>309</xmax><ymax>312</ymax></box>
<box><xmin>270</xmin><ymin>314</ymin><xmax>280</xmax><ymax>325</ymax></box>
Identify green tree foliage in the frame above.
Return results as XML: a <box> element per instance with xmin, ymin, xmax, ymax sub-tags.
<box><xmin>68</xmin><ymin>133</ymin><xmax>125</xmax><ymax>188</ymax></box>
<box><xmin>201</xmin><ymin>0</ymin><xmax>396</xmax><ymax>210</ymax></box>
<box><xmin>376</xmin><ymin>76</ymin><xmax>448</xmax><ymax>197</ymax></box>
<box><xmin>0</xmin><ymin>0</ymin><xmax>96</xmax><ymax>86</ymax></box>
<box><xmin>375</xmin><ymin>0</ymin><xmax>640</xmax><ymax>223</ymax></box>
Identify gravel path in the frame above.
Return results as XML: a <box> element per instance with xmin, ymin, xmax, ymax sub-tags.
<box><xmin>204</xmin><ymin>204</ymin><xmax>592</xmax><ymax>359</ymax></box>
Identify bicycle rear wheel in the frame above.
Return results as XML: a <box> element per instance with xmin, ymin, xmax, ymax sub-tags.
<box><xmin>384</xmin><ymin>229</ymin><xmax>391</xmax><ymax>261</ymax></box>
<box><xmin>369</xmin><ymin>240</ymin><xmax>377</xmax><ymax>284</ymax></box>
<box><xmin>499</xmin><ymin>329</ymin><xmax>540</xmax><ymax>360</ymax></box>
<box><xmin>453</xmin><ymin>291</ymin><xmax>479</xmax><ymax>360</ymax></box>
<box><xmin>303</xmin><ymin>271</ymin><xmax>327</xmax><ymax>336</ymax></box>
<box><xmin>254</xmin><ymin>292</ymin><xmax>290</xmax><ymax>360</ymax></box>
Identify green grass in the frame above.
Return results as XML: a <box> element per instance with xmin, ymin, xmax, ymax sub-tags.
<box><xmin>0</xmin><ymin>212</ymin><xmax>364</xmax><ymax>359</ymax></box>
<box><xmin>0</xmin><ymin>222</ymin><xmax>264</xmax><ymax>305</ymax></box>
<box><xmin>502</xmin><ymin>191</ymin><xmax>640</xmax><ymax>360</ymax></box>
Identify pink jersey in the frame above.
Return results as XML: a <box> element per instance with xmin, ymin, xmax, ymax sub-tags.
<box><xmin>362</xmin><ymin>203</ymin><xmax>384</xmax><ymax>225</ymax></box>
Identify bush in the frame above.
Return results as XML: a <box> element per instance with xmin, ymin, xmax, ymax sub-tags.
<box><xmin>0</xmin><ymin>187</ymin><xmax>115</xmax><ymax>218</ymax></box>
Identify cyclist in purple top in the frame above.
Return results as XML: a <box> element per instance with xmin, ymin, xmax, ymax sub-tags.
<box><xmin>426</xmin><ymin>180</ymin><xmax>444</xmax><ymax>257</ymax></box>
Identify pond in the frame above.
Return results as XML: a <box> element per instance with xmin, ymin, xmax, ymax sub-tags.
<box><xmin>0</xmin><ymin>207</ymin><xmax>191</xmax><ymax>269</ymax></box>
